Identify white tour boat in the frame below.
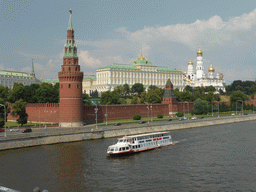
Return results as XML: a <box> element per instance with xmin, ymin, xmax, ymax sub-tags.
<box><xmin>106</xmin><ymin>132</ymin><xmax>172</xmax><ymax>156</ymax></box>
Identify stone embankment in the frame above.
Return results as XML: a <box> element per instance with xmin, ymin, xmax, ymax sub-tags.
<box><xmin>0</xmin><ymin>115</ymin><xmax>256</xmax><ymax>151</ymax></box>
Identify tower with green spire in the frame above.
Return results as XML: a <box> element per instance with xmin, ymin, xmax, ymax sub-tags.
<box><xmin>29</xmin><ymin>59</ymin><xmax>35</xmax><ymax>77</ymax></box>
<box><xmin>58</xmin><ymin>9</ymin><xmax>84</xmax><ymax>127</ymax></box>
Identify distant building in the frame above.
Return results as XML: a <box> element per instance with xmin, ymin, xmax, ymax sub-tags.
<box><xmin>183</xmin><ymin>47</ymin><xmax>226</xmax><ymax>93</ymax></box>
<box><xmin>83</xmin><ymin>54</ymin><xmax>183</xmax><ymax>96</ymax></box>
<box><xmin>0</xmin><ymin>59</ymin><xmax>41</xmax><ymax>89</ymax></box>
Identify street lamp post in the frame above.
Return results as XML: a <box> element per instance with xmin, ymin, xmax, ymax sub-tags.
<box><xmin>183</xmin><ymin>102</ymin><xmax>185</xmax><ymax>118</ymax></box>
<box><xmin>236</xmin><ymin>102</ymin><xmax>237</xmax><ymax>115</ymax></box>
<box><xmin>146</xmin><ymin>103</ymin><xmax>149</xmax><ymax>124</ymax></box>
<box><xmin>150</xmin><ymin>102</ymin><xmax>155</xmax><ymax>122</ymax></box>
<box><xmin>0</xmin><ymin>104</ymin><xmax>6</xmax><ymax>137</ymax></box>
<box><xmin>94</xmin><ymin>104</ymin><xmax>98</xmax><ymax>129</ymax></box>
<box><xmin>106</xmin><ymin>102</ymin><xmax>110</xmax><ymax>125</ymax></box>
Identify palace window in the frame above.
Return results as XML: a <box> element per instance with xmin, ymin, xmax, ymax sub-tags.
<box><xmin>69</xmin><ymin>84</ymin><xmax>71</xmax><ymax>88</ymax></box>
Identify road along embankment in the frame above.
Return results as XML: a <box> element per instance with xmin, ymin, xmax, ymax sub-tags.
<box><xmin>1</xmin><ymin>115</ymin><xmax>256</xmax><ymax>151</ymax></box>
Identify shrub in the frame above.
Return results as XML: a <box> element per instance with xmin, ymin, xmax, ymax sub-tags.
<box><xmin>157</xmin><ymin>114</ymin><xmax>163</xmax><ymax>118</ymax></box>
<box><xmin>176</xmin><ymin>112</ymin><xmax>184</xmax><ymax>117</ymax></box>
<box><xmin>133</xmin><ymin>114</ymin><xmax>141</xmax><ymax>120</ymax></box>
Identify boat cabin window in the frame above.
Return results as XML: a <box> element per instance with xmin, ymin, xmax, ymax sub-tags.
<box><xmin>127</xmin><ymin>139</ymin><xmax>132</xmax><ymax>142</ymax></box>
<box><xmin>146</xmin><ymin>139</ymin><xmax>152</xmax><ymax>142</ymax></box>
<box><xmin>124</xmin><ymin>139</ymin><xmax>127</xmax><ymax>142</ymax></box>
<box><xmin>163</xmin><ymin>136</ymin><xmax>169</xmax><ymax>139</ymax></box>
<box><xmin>139</xmin><ymin>140</ymin><xmax>144</xmax><ymax>143</ymax></box>
<box><xmin>126</xmin><ymin>147</ymin><xmax>129</xmax><ymax>150</ymax></box>
<box><xmin>115</xmin><ymin>148</ymin><xmax>118</xmax><ymax>151</ymax></box>
<box><xmin>122</xmin><ymin>147</ymin><xmax>125</xmax><ymax>151</ymax></box>
<box><xmin>119</xmin><ymin>148</ymin><xmax>121</xmax><ymax>151</ymax></box>
<box><xmin>119</xmin><ymin>139</ymin><xmax>123</xmax><ymax>143</ymax></box>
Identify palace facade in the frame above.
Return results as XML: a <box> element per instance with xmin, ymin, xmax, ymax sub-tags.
<box><xmin>83</xmin><ymin>54</ymin><xmax>183</xmax><ymax>95</ymax></box>
<box><xmin>0</xmin><ymin>60</ymin><xmax>41</xmax><ymax>89</ymax></box>
<box><xmin>183</xmin><ymin>48</ymin><xmax>226</xmax><ymax>93</ymax></box>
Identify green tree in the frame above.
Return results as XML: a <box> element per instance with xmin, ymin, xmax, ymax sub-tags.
<box><xmin>35</xmin><ymin>83</ymin><xmax>58</xmax><ymax>103</ymax></box>
<box><xmin>148</xmin><ymin>85</ymin><xmax>158</xmax><ymax>91</ymax></box>
<box><xmin>131</xmin><ymin>96</ymin><xmax>139</xmax><ymax>104</ymax></box>
<box><xmin>139</xmin><ymin>91</ymin><xmax>147</xmax><ymax>104</ymax></box>
<box><xmin>193</xmin><ymin>98</ymin><xmax>208</xmax><ymax>115</ymax></box>
<box><xmin>146</xmin><ymin>92</ymin><xmax>161</xmax><ymax>103</ymax></box>
<box><xmin>123</xmin><ymin>83</ymin><xmax>130</xmax><ymax>96</ymax></box>
<box><xmin>230</xmin><ymin>90</ymin><xmax>249</xmax><ymax>103</ymax></box>
<box><xmin>7</xmin><ymin>83</ymin><xmax>25</xmax><ymax>103</ymax></box>
<box><xmin>83</xmin><ymin>93</ymin><xmax>91</xmax><ymax>105</ymax></box>
<box><xmin>100</xmin><ymin>90</ymin><xmax>121</xmax><ymax>105</ymax></box>
<box><xmin>91</xmin><ymin>89</ymin><xmax>99</xmax><ymax>98</ymax></box>
<box><xmin>184</xmin><ymin>85</ymin><xmax>193</xmax><ymax>92</ymax></box>
<box><xmin>115</xmin><ymin>85</ymin><xmax>124</xmax><ymax>96</ymax></box>
<box><xmin>131</xmin><ymin>83</ymin><xmax>144</xmax><ymax>96</ymax></box>
<box><xmin>11</xmin><ymin>99</ymin><xmax>28</xmax><ymax>126</ymax></box>
<box><xmin>0</xmin><ymin>86</ymin><xmax>9</xmax><ymax>102</ymax></box>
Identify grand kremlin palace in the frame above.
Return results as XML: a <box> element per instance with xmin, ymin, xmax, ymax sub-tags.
<box><xmin>83</xmin><ymin>54</ymin><xmax>183</xmax><ymax>95</ymax></box>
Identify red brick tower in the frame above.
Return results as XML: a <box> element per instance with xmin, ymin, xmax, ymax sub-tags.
<box><xmin>58</xmin><ymin>9</ymin><xmax>84</xmax><ymax>127</ymax></box>
<box><xmin>161</xmin><ymin>78</ymin><xmax>178</xmax><ymax>116</ymax></box>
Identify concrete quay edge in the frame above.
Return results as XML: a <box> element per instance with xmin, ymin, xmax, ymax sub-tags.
<box><xmin>0</xmin><ymin>115</ymin><xmax>255</xmax><ymax>151</ymax></box>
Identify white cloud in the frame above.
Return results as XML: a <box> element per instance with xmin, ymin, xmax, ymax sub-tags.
<box><xmin>79</xmin><ymin>50</ymin><xmax>102</xmax><ymax>68</ymax></box>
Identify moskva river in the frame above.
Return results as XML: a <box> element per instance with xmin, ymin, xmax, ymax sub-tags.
<box><xmin>1</xmin><ymin>121</ymin><xmax>256</xmax><ymax>191</ymax></box>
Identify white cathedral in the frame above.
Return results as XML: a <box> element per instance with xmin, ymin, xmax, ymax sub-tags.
<box><xmin>183</xmin><ymin>47</ymin><xmax>226</xmax><ymax>93</ymax></box>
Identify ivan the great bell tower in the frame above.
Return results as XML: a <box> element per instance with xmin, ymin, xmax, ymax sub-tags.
<box><xmin>58</xmin><ymin>9</ymin><xmax>84</xmax><ymax>127</ymax></box>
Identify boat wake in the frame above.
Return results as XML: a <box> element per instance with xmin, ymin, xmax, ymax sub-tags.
<box><xmin>172</xmin><ymin>139</ymin><xmax>186</xmax><ymax>145</ymax></box>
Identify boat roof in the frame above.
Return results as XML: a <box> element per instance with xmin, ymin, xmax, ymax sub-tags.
<box><xmin>122</xmin><ymin>132</ymin><xmax>169</xmax><ymax>139</ymax></box>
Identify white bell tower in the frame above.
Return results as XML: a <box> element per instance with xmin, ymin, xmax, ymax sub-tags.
<box><xmin>196</xmin><ymin>47</ymin><xmax>205</xmax><ymax>79</ymax></box>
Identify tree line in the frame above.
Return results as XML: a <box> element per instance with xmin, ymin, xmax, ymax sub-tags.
<box><xmin>0</xmin><ymin>83</ymin><xmax>59</xmax><ymax>127</ymax></box>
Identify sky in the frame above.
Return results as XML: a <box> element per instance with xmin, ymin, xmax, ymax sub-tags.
<box><xmin>1</xmin><ymin>0</ymin><xmax>256</xmax><ymax>85</ymax></box>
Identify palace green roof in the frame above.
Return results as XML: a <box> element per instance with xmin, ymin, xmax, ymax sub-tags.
<box><xmin>98</xmin><ymin>64</ymin><xmax>139</xmax><ymax>70</ymax></box>
<box><xmin>0</xmin><ymin>70</ymin><xmax>32</xmax><ymax>77</ymax></box>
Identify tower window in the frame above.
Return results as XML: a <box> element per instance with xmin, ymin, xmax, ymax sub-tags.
<box><xmin>69</xmin><ymin>84</ymin><xmax>71</xmax><ymax>88</ymax></box>
<box><xmin>77</xmin><ymin>84</ymin><xmax>79</xmax><ymax>88</ymax></box>
<box><xmin>69</xmin><ymin>67</ymin><xmax>71</xmax><ymax>71</ymax></box>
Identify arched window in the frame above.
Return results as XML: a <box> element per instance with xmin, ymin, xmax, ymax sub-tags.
<box><xmin>69</xmin><ymin>67</ymin><xmax>71</xmax><ymax>71</ymax></box>
<box><xmin>69</xmin><ymin>84</ymin><xmax>71</xmax><ymax>88</ymax></box>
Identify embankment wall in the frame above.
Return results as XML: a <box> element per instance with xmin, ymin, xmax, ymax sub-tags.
<box><xmin>1</xmin><ymin>115</ymin><xmax>256</xmax><ymax>151</ymax></box>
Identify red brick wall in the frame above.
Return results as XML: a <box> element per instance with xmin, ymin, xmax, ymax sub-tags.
<box><xmin>83</xmin><ymin>104</ymin><xmax>169</xmax><ymax>123</ymax></box>
<box><xmin>7</xmin><ymin>103</ymin><xmax>59</xmax><ymax>123</ymax></box>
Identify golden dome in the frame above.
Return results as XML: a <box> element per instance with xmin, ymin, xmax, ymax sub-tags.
<box><xmin>188</xmin><ymin>60</ymin><xmax>193</xmax><ymax>65</ymax></box>
<box><xmin>40</xmin><ymin>77</ymin><xmax>43</xmax><ymax>80</ymax></box>
<box><xmin>208</xmin><ymin>64</ymin><xmax>215</xmax><ymax>73</ymax></box>
<box><xmin>197</xmin><ymin>47</ymin><xmax>203</xmax><ymax>56</ymax></box>
<box><xmin>138</xmin><ymin>53</ymin><xmax>146</xmax><ymax>60</ymax></box>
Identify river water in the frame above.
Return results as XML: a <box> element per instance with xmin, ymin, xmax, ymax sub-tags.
<box><xmin>0</xmin><ymin>121</ymin><xmax>256</xmax><ymax>192</ymax></box>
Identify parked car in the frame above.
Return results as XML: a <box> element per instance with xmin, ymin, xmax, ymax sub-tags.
<box><xmin>10</xmin><ymin>127</ymin><xmax>19</xmax><ymax>132</ymax></box>
<box><xmin>179</xmin><ymin>117</ymin><xmax>187</xmax><ymax>121</ymax></box>
<box><xmin>243</xmin><ymin>113</ymin><xmax>248</xmax><ymax>115</ymax></box>
<box><xmin>114</xmin><ymin>123</ymin><xmax>121</xmax><ymax>126</ymax></box>
<box><xmin>0</xmin><ymin>128</ymin><xmax>5</xmax><ymax>132</ymax></box>
<box><xmin>22</xmin><ymin>128</ymin><xmax>32</xmax><ymax>133</ymax></box>
<box><xmin>231</xmin><ymin>113</ymin><xmax>235</xmax><ymax>116</ymax></box>
<box><xmin>191</xmin><ymin>117</ymin><xmax>197</xmax><ymax>120</ymax></box>
<box><xmin>139</xmin><ymin>121</ymin><xmax>146</xmax><ymax>124</ymax></box>
<box><xmin>199</xmin><ymin>116</ymin><xmax>204</xmax><ymax>119</ymax></box>
<box><xmin>167</xmin><ymin>118</ymin><xmax>172</xmax><ymax>121</ymax></box>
